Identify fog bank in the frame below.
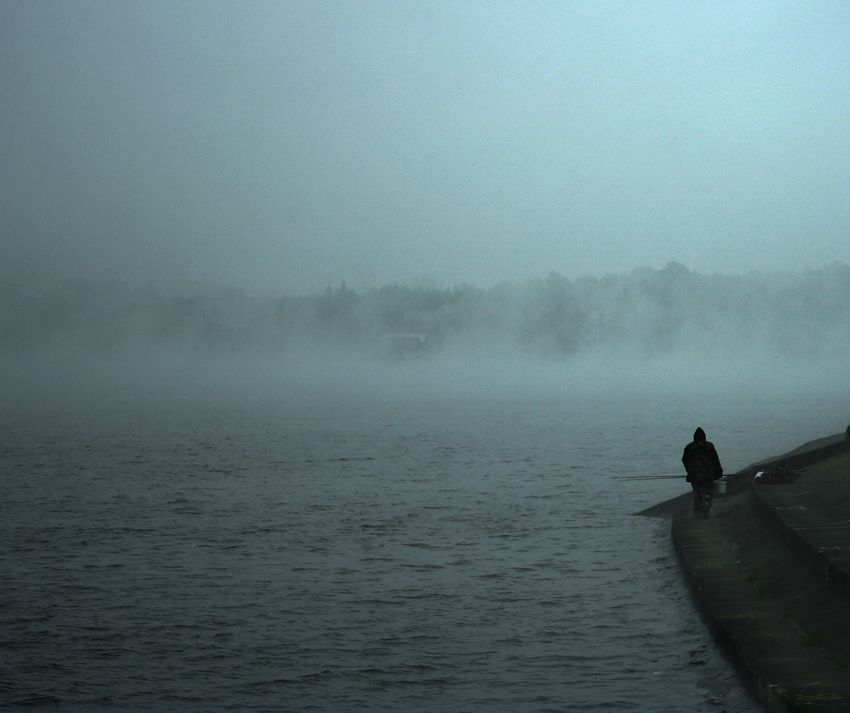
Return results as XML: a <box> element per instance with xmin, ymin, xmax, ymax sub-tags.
<box><xmin>1</xmin><ymin>263</ymin><xmax>848</xmax><ymax>410</ymax></box>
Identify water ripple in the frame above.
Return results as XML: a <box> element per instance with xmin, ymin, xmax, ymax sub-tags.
<box><xmin>2</xmin><ymin>395</ymin><xmax>823</xmax><ymax>711</ymax></box>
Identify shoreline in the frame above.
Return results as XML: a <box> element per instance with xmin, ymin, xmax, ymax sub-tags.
<box><xmin>663</xmin><ymin>432</ymin><xmax>850</xmax><ymax>712</ymax></box>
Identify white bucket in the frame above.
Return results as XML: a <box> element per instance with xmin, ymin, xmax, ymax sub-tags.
<box><xmin>716</xmin><ymin>479</ymin><xmax>727</xmax><ymax>495</ymax></box>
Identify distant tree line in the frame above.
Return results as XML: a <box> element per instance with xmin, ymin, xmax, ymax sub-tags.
<box><xmin>1</xmin><ymin>262</ymin><xmax>849</xmax><ymax>360</ymax></box>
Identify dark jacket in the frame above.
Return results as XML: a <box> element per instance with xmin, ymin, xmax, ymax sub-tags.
<box><xmin>682</xmin><ymin>427</ymin><xmax>723</xmax><ymax>483</ymax></box>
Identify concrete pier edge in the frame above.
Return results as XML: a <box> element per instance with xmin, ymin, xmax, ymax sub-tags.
<box><xmin>663</xmin><ymin>433</ymin><xmax>850</xmax><ymax>712</ymax></box>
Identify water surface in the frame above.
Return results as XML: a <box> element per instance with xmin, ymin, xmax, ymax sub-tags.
<box><xmin>3</xmin><ymin>391</ymin><xmax>844</xmax><ymax>711</ymax></box>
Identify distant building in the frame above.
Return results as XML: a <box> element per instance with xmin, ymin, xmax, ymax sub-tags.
<box><xmin>380</xmin><ymin>332</ymin><xmax>429</xmax><ymax>358</ymax></box>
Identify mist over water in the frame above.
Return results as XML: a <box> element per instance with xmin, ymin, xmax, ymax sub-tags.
<box><xmin>2</xmin><ymin>338</ymin><xmax>848</xmax><ymax>419</ymax></box>
<box><xmin>4</xmin><ymin>267</ymin><xmax>850</xmax><ymax>712</ymax></box>
<box><xmin>1</xmin><ymin>263</ymin><xmax>849</xmax><ymax>411</ymax></box>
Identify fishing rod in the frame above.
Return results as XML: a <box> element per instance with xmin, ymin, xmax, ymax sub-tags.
<box><xmin>615</xmin><ymin>475</ymin><xmax>685</xmax><ymax>480</ymax></box>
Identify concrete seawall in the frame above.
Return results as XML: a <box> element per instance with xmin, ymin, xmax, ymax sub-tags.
<box><xmin>667</xmin><ymin>433</ymin><xmax>850</xmax><ymax>712</ymax></box>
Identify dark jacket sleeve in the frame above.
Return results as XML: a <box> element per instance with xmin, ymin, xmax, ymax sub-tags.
<box><xmin>711</xmin><ymin>445</ymin><xmax>723</xmax><ymax>480</ymax></box>
<box><xmin>682</xmin><ymin>443</ymin><xmax>692</xmax><ymax>482</ymax></box>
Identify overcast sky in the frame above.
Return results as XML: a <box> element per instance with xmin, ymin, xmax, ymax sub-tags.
<box><xmin>2</xmin><ymin>1</ymin><xmax>849</xmax><ymax>295</ymax></box>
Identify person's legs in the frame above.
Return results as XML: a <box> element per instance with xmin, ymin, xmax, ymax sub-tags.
<box><xmin>691</xmin><ymin>483</ymin><xmax>702</xmax><ymax>517</ymax></box>
<box><xmin>699</xmin><ymin>482</ymin><xmax>713</xmax><ymax>518</ymax></box>
<box><xmin>692</xmin><ymin>482</ymin><xmax>713</xmax><ymax>518</ymax></box>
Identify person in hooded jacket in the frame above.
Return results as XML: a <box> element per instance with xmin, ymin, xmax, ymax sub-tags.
<box><xmin>682</xmin><ymin>427</ymin><xmax>723</xmax><ymax>518</ymax></box>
